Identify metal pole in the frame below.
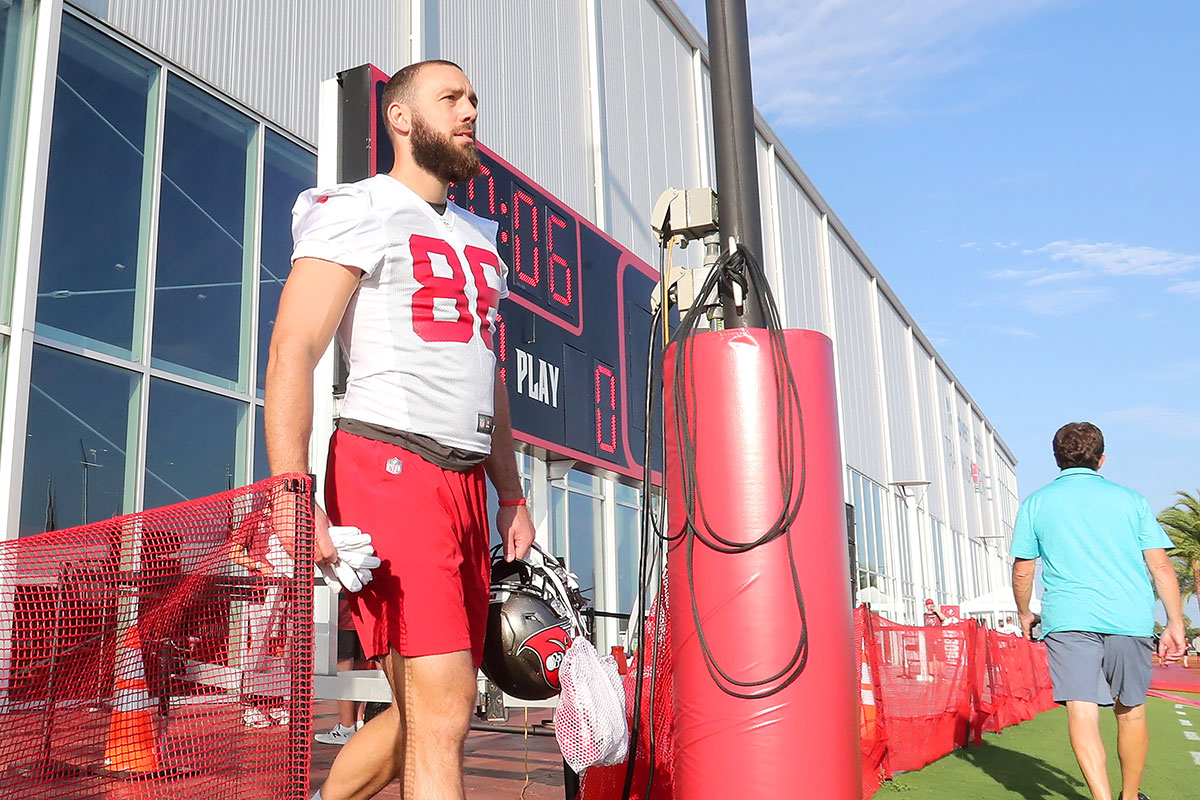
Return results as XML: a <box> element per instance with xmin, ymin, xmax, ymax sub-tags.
<box><xmin>706</xmin><ymin>0</ymin><xmax>765</xmax><ymax>329</ymax></box>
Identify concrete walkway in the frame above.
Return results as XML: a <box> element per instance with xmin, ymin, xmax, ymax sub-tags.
<box><xmin>307</xmin><ymin>700</ymin><xmax>568</xmax><ymax>799</ymax></box>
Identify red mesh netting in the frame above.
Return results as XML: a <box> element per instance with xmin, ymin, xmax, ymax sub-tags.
<box><xmin>0</xmin><ymin>474</ymin><xmax>314</xmax><ymax>800</ymax></box>
<box><xmin>578</xmin><ymin>580</ymin><xmax>674</xmax><ymax>800</ymax></box>
<box><xmin>980</xmin><ymin>629</ymin><xmax>1055</xmax><ymax>731</ymax></box>
<box><xmin>855</xmin><ymin>607</ymin><xmax>1055</xmax><ymax>795</ymax></box>
<box><xmin>577</xmin><ymin>595</ymin><xmax>1055</xmax><ymax>800</ymax></box>
<box><xmin>856</xmin><ymin>609</ymin><xmax>888</xmax><ymax>797</ymax></box>
<box><xmin>865</xmin><ymin>611</ymin><xmax>983</xmax><ymax>772</ymax></box>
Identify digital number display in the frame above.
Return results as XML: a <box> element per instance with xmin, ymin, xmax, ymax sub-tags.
<box><xmin>339</xmin><ymin>64</ymin><xmax>662</xmax><ymax>479</ymax></box>
<box><xmin>447</xmin><ymin>159</ymin><xmax>583</xmax><ymax>332</ymax></box>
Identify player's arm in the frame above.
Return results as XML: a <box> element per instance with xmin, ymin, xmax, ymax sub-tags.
<box><xmin>1144</xmin><ymin>547</ymin><xmax>1186</xmax><ymax>663</ymax></box>
<box><xmin>263</xmin><ymin>256</ymin><xmax>362</xmax><ymax>565</ymax></box>
<box><xmin>484</xmin><ymin>371</ymin><xmax>534</xmax><ymax>562</ymax></box>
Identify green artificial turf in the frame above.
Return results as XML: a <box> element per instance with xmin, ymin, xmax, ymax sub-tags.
<box><xmin>880</xmin><ymin>697</ymin><xmax>1199</xmax><ymax>799</ymax></box>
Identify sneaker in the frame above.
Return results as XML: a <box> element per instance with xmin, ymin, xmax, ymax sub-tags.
<box><xmin>1120</xmin><ymin>793</ymin><xmax>1150</xmax><ymax>800</ymax></box>
<box><xmin>314</xmin><ymin>724</ymin><xmax>356</xmax><ymax>746</ymax></box>
<box><xmin>268</xmin><ymin>708</ymin><xmax>290</xmax><ymax>726</ymax></box>
<box><xmin>242</xmin><ymin>707</ymin><xmax>271</xmax><ymax>729</ymax></box>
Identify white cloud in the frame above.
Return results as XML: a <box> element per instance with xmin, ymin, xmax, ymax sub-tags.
<box><xmin>1104</xmin><ymin>407</ymin><xmax>1200</xmax><ymax>439</ymax></box>
<box><xmin>677</xmin><ymin>0</ymin><xmax>1057</xmax><ymax>128</ymax></box>
<box><xmin>985</xmin><ymin>242</ymin><xmax>1200</xmax><ymax>311</ymax></box>
<box><xmin>1032</xmin><ymin>241</ymin><xmax>1200</xmax><ymax>277</ymax></box>
<box><xmin>1018</xmin><ymin>286</ymin><xmax>1113</xmax><ymax>316</ymax></box>
<box><xmin>969</xmin><ymin>323</ymin><xmax>1037</xmax><ymax>338</ymax></box>
<box><xmin>1025</xmin><ymin>269</ymin><xmax>1090</xmax><ymax>286</ymax></box>
<box><xmin>1167</xmin><ymin>280</ymin><xmax>1200</xmax><ymax>298</ymax></box>
<box><xmin>987</xmin><ymin>268</ymin><xmax>1043</xmax><ymax>280</ymax></box>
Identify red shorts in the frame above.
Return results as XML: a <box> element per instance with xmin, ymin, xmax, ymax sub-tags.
<box><xmin>324</xmin><ymin>429</ymin><xmax>491</xmax><ymax>666</ymax></box>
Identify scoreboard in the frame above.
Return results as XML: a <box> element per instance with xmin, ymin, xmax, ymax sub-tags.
<box><xmin>337</xmin><ymin>65</ymin><xmax>662</xmax><ymax>479</ymax></box>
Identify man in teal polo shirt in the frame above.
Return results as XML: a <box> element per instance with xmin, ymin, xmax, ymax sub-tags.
<box><xmin>1012</xmin><ymin>422</ymin><xmax>1185</xmax><ymax>800</ymax></box>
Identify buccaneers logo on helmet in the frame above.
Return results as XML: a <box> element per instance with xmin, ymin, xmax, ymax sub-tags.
<box><xmin>517</xmin><ymin>625</ymin><xmax>571</xmax><ymax>689</ymax></box>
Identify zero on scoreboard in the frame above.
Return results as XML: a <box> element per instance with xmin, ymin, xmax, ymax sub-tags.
<box><xmin>336</xmin><ymin>64</ymin><xmax>663</xmax><ymax>480</ymax></box>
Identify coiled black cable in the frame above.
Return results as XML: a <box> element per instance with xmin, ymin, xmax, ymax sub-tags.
<box><xmin>621</xmin><ymin>242</ymin><xmax>809</xmax><ymax>800</ymax></box>
<box><xmin>621</xmin><ymin>244</ymin><xmax>670</xmax><ymax>800</ymax></box>
<box><xmin>670</xmin><ymin>246</ymin><xmax>810</xmax><ymax>700</ymax></box>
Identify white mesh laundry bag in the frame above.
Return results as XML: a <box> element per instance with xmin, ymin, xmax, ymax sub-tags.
<box><xmin>553</xmin><ymin>637</ymin><xmax>629</xmax><ymax>772</ymax></box>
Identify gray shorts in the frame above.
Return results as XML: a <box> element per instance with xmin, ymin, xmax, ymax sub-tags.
<box><xmin>1043</xmin><ymin>631</ymin><xmax>1154</xmax><ymax>707</ymax></box>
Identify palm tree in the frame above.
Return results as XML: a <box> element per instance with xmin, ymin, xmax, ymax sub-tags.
<box><xmin>1159</xmin><ymin>490</ymin><xmax>1200</xmax><ymax>606</ymax></box>
<box><xmin>1175</xmin><ymin>557</ymin><xmax>1196</xmax><ymax>607</ymax></box>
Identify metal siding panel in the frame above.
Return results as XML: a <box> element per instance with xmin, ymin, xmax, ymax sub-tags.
<box><xmin>598</xmin><ymin>0</ymin><xmax>700</xmax><ymax>263</ymax></box>
<box><xmin>937</xmin><ymin>370</ymin><xmax>964</xmax><ymax>530</ymax></box>
<box><xmin>914</xmin><ymin>344</ymin><xmax>944</xmax><ymax>513</ymax></box>
<box><xmin>972</xmin><ymin>411</ymin><xmax>993</xmax><ymax>538</ymax></box>
<box><xmin>756</xmin><ymin>133</ymin><xmax>778</xmax><ymax>295</ymax></box>
<box><xmin>100</xmin><ymin>0</ymin><xmax>410</xmax><ymax>144</ymax></box>
<box><xmin>773</xmin><ymin>166</ymin><xmax>826</xmax><ymax>333</ymax></box>
<box><xmin>954</xmin><ymin>389</ymin><xmax>974</xmax><ymax>532</ymax></box>
<box><xmin>439</xmin><ymin>0</ymin><xmax>592</xmax><ymax>217</ymax></box>
<box><xmin>701</xmin><ymin>63</ymin><xmax>715</xmax><ymax>184</ymax></box>
<box><xmin>829</xmin><ymin>232</ymin><xmax>885</xmax><ymax>483</ymax></box>
<box><xmin>878</xmin><ymin>296</ymin><xmax>919</xmax><ymax>480</ymax></box>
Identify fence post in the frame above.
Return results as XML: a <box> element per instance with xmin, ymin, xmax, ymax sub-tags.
<box><xmin>286</xmin><ymin>474</ymin><xmax>315</xmax><ymax>798</ymax></box>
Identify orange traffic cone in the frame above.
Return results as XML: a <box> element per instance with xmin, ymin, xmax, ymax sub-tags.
<box><xmin>860</xmin><ymin>637</ymin><xmax>878</xmax><ymax>739</ymax></box>
<box><xmin>103</xmin><ymin>626</ymin><xmax>161</xmax><ymax>775</ymax></box>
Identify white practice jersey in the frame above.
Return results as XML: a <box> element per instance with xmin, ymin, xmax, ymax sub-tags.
<box><xmin>291</xmin><ymin>174</ymin><xmax>508</xmax><ymax>456</ymax></box>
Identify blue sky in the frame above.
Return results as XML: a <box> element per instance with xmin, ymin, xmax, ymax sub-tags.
<box><xmin>678</xmin><ymin>1</ymin><xmax>1199</xmax><ymax>522</ymax></box>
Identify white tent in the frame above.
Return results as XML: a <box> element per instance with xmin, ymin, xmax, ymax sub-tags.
<box><xmin>855</xmin><ymin>586</ymin><xmax>903</xmax><ymax>617</ymax></box>
<box><xmin>960</xmin><ymin>586</ymin><xmax>1041</xmax><ymax>623</ymax></box>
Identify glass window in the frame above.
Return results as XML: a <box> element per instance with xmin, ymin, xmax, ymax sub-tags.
<box><xmin>549</xmin><ymin>483</ymin><xmax>566</xmax><ymax>557</ymax></box>
<box><xmin>35</xmin><ymin>20</ymin><xmax>158</xmax><ymax>357</ymax></box>
<box><xmin>0</xmin><ymin>334</ymin><xmax>6</xmax><ymax>432</ymax></box>
<box><xmin>894</xmin><ymin>495</ymin><xmax>910</xmax><ymax>580</ymax></box>
<box><xmin>851</xmin><ymin>473</ymin><xmax>866</xmax><ymax>570</ymax></box>
<box><xmin>567</xmin><ymin>470</ymin><xmax>602</xmax><ymax>494</ymax></box>
<box><xmin>0</xmin><ymin>0</ymin><xmax>34</xmax><ymax>318</ymax></box>
<box><xmin>871</xmin><ymin>483</ymin><xmax>885</xmax><ymax>574</ymax></box>
<box><xmin>930</xmin><ymin>518</ymin><xmax>946</xmax><ymax>597</ymax></box>
<box><xmin>152</xmin><ymin>77</ymin><xmax>255</xmax><ymax>389</ymax></box>
<box><xmin>614</xmin><ymin>482</ymin><xmax>639</xmax><ymax>507</ymax></box>
<box><xmin>952</xmin><ymin>529</ymin><xmax>967</xmax><ymax>598</ymax></box>
<box><xmin>144</xmin><ymin>378</ymin><xmax>245</xmax><ymax>509</ymax></box>
<box><xmin>256</xmin><ymin>132</ymin><xmax>315</xmax><ymax>396</ymax></box>
<box><xmin>567</xmin><ymin>490</ymin><xmax>598</xmax><ymax>595</ymax></box>
<box><xmin>615</xmin><ymin>502</ymin><xmax>640</xmax><ymax>615</ymax></box>
<box><xmin>252</xmin><ymin>403</ymin><xmax>268</xmax><ymax>481</ymax></box>
<box><xmin>19</xmin><ymin>345</ymin><xmax>138</xmax><ymax>536</ymax></box>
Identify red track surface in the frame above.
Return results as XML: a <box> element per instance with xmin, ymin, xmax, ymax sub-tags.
<box><xmin>1150</xmin><ymin>665</ymin><xmax>1200</xmax><ymax>695</ymax></box>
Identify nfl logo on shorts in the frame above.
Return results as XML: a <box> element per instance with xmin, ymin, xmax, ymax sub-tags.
<box><xmin>385</xmin><ymin>457</ymin><xmax>403</xmax><ymax>475</ymax></box>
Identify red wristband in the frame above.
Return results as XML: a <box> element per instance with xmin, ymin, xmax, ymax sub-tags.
<box><xmin>498</xmin><ymin>498</ymin><xmax>526</xmax><ymax>507</ymax></box>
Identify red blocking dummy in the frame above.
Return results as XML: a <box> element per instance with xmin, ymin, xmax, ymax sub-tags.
<box><xmin>664</xmin><ymin>328</ymin><xmax>860</xmax><ymax>798</ymax></box>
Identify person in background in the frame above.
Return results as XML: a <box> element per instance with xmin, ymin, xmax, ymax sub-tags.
<box><xmin>997</xmin><ymin>616</ymin><xmax>1023</xmax><ymax>637</ymax></box>
<box><xmin>1011</xmin><ymin>422</ymin><xmax>1186</xmax><ymax>800</ymax></box>
<box><xmin>314</xmin><ymin>596</ymin><xmax>368</xmax><ymax>745</ymax></box>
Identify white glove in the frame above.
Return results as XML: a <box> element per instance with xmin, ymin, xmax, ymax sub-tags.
<box><xmin>320</xmin><ymin>526</ymin><xmax>382</xmax><ymax>593</ymax></box>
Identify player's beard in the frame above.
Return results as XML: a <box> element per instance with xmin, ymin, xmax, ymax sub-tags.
<box><xmin>410</xmin><ymin>111</ymin><xmax>481</xmax><ymax>184</ymax></box>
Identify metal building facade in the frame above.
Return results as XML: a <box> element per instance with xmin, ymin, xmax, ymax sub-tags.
<box><xmin>0</xmin><ymin>0</ymin><xmax>1020</xmax><ymax>626</ymax></box>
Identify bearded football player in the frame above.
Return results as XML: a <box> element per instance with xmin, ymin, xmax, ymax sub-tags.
<box><xmin>264</xmin><ymin>60</ymin><xmax>534</xmax><ymax>800</ymax></box>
